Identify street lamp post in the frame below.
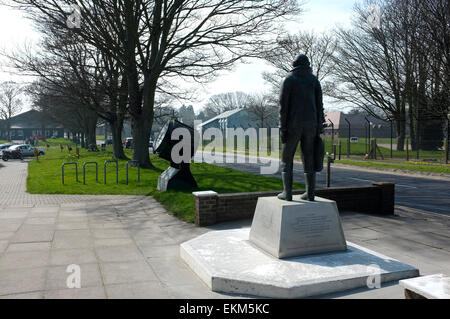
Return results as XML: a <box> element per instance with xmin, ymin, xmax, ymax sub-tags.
<box><xmin>364</xmin><ymin>117</ymin><xmax>371</xmax><ymax>154</ymax></box>
<box><xmin>328</xmin><ymin>119</ymin><xmax>335</xmax><ymax>157</ymax></box>
<box><xmin>344</xmin><ymin>118</ymin><xmax>351</xmax><ymax>158</ymax></box>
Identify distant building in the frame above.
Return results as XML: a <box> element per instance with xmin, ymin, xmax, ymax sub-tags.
<box><xmin>324</xmin><ymin>111</ymin><xmax>395</xmax><ymax>139</ymax></box>
<box><xmin>0</xmin><ymin>110</ymin><xmax>64</xmax><ymax>140</ymax></box>
<box><xmin>196</xmin><ymin>109</ymin><xmax>270</xmax><ymax>136</ymax></box>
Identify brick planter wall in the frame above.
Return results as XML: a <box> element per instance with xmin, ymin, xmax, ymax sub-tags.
<box><xmin>193</xmin><ymin>183</ymin><xmax>395</xmax><ymax>226</ymax></box>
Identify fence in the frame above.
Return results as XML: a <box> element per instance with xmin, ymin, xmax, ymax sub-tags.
<box><xmin>323</xmin><ymin>117</ymin><xmax>449</xmax><ymax>164</ymax></box>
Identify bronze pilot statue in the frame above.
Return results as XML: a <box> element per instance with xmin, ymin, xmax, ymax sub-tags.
<box><xmin>277</xmin><ymin>54</ymin><xmax>325</xmax><ymax>202</ymax></box>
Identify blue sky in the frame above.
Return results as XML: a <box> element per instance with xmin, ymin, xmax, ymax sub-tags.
<box><xmin>0</xmin><ymin>0</ymin><xmax>361</xmax><ymax>112</ymax></box>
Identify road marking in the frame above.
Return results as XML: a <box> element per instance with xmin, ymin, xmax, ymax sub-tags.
<box><xmin>396</xmin><ymin>184</ymin><xmax>418</xmax><ymax>189</ymax></box>
<box><xmin>349</xmin><ymin>177</ymin><xmax>373</xmax><ymax>183</ymax></box>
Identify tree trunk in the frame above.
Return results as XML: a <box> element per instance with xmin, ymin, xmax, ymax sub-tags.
<box><xmin>131</xmin><ymin>113</ymin><xmax>152</xmax><ymax>168</ymax></box>
<box><xmin>86</xmin><ymin>114</ymin><xmax>98</xmax><ymax>149</ymax></box>
<box><xmin>131</xmin><ymin>76</ymin><xmax>156</xmax><ymax>168</ymax></box>
<box><xmin>396</xmin><ymin>116</ymin><xmax>406</xmax><ymax>151</ymax></box>
<box><xmin>110</xmin><ymin>118</ymin><xmax>127</xmax><ymax>160</ymax></box>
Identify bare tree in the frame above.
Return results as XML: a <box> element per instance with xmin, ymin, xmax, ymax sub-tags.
<box><xmin>202</xmin><ymin>91</ymin><xmax>251</xmax><ymax>120</ymax></box>
<box><xmin>262</xmin><ymin>31</ymin><xmax>337</xmax><ymax>97</ymax></box>
<box><xmin>0</xmin><ymin>81</ymin><xmax>24</xmax><ymax>141</ymax></box>
<box><xmin>246</xmin><ymin>93</ymin><xmax>278</xmax><ymax>129</ymax></box>
<box><xmin>330</xmin><ymin>0</ymin><xmax>448</xmax><ymax>151</ymax></box>
<box><xmin>7</xmin><ymin>0</ymin><xmax>302</xmax><ymax>167</ymax></box>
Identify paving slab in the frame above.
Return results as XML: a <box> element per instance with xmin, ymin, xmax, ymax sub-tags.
<box><xmin>0</xmin><ymin>250</ymin><xmax>50</xmax><ymax>270</ymax></box>
<box><xmin>0</xmin><ymin>267</ymin><xmax>47</xmax><ymax>296</ymax></box>
<box><xmin>44</xmin><ymin>287</ymin><xmax>106</xmax><ymax>299</ymax></box>
<box><xmin>105</xmin><ymin>281</ymin><xmax>172</xmax><ymax>299</ymax></box>
<box><xmin>50</xmin><ymin>248</ymin><xmax>97</xmax><ymax>266</ymax></box>
<box><xmin>99</xmin><ymin>260</ymin><xmax>159</xmax><ymax>285</ymax></box>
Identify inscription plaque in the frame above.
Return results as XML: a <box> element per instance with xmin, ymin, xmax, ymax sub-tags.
<box><xmin>249</xmin><ymin>196</ymin><xmax>347</xmax><ymax>258</ymax></box>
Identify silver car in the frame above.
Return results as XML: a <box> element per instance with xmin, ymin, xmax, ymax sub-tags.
<box><xmin>0</xmin><ymin>143</ymin><xmax>14</xmax><ymax>156</ymax></box>
<box><xmin>8</xmin><ymin>144</ymin><xmax>46</xmax><ymax>157</ymax></box>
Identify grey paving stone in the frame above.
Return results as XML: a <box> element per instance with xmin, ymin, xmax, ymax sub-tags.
<box><xmin>139</xmin><ymin>244</ymin><xmax>179</xmax><ymax>258</ymax></box>
<box><xmin>0</xmin><ymin>267</ymin><xmax>47</xmax><ymax>296</ymax></box>
<box><xmin>147</xmin><ymin>256</ymin><xmax>206</xmax><ymax>286</ymax></box>
<box><xmin>57</xmin><ymin>217</ymin><xmax>88</xmax><ymax>224</ymax></box>
<box><xmin>95</xmin><ymin>245</ymin><xmax>143</xmax><ymax>263</ymax></box>
<box><xmin>0</xmin><ymin>220</ymin><xmax>23</xmax><ymax>232</ymax></box>
<box><xmin>165</xmin><ymin>283</ymin><xmax>237</xmax><ymax>299</ymax></box>
<box><xmin>105</xmin><ymin>281</ymin><xmax>172</xmax><ymax>299</ymax></box>
<box><xmin>25</xmin><ymin>217</ymin><xmax>56</xmax><ymax>225</ymax></box>
<box><xmin>56</xmin><ymin>222</ymin><xmax>89</xmax><ymax>230</ymax></box>
<box><xmin>89</xmin><ymin>221</ymin><xmax>123</xmax><ymax>229</ymax></box>
<box><xmin>91</xmin><ymin>228</ymin><xmax>130</xmax><ymax>239</ymax></box>
<box><xmin>28</xmin><ymin>209</ymin><xmax>59</xmax><ymax>218</ymax></box>
<box><xmin>0</xmin><ymin>250</ymin><xmax>50</xmax><ymax>270</ymax></box>
<box><xmin>0</xmin><ymin>232</ymin><xmax>15</xmax><ymax>240</ymax></box>
<box><xmin>44</xmin><ymin>286</ymin><xmax>106</xmax><ymax>299</ymax></box>
<box><xmin>345</xmin><ymin>227</ymin><xmax>387</xmax><ymax>241</ymax></box>
<box><xmin>52</xmin><ymin>230</ymin><xmax>93</xmax><ymax>249</ymax></box>
<box><xmin>0</xmin><ymin>240</ymin><xmax>8</xmax><ymax>254</ymax></box>
<box><xmin>0</xmin><ymin>212</ymin><xmax>28</xmax><ymax>219</ymax></box>
<box><xmin>30</xmin><ymin>206</ymin><xmax>59</xmax><ymax>214</ymax></box>
<box><xmin>94</xmin><ymin>238</ymin><xmax>135</xmax><ymax>247</ymax></box>
<box><xmin>50</xmin><ymin>248</ymin><xmax>97</xmax><ymax>266</ymax></box>
<box><xmin>46</xmin><ymin>263</ymin><xmax>102</xmax><ymax>290</ymax></box>
<box><xmin>11</xmin><ymin>229</ymin><xmax>54</xmax><ymax>243</ymax></box>
<box><xmin>59</xmin><ymin>210</ymin><xmax>87</xmax><ymax>218</ymax></box>
<box><xmin>7</xmin><ymin>242</ymin><xmax>51</xmax><ymax>253</ymax></box>
<box><xmin>0</xmin><ymin>291</ymin><xmax>44</xmax><ymax>299</ymax></box>
<box><xmin>100</xmin><ymin>260</ymin><xmax>158</xmax><ymax>285</ymax></box>
<box><xmin>133</xmin><ymin>234</ymin><xmax>178</xmax><ymax>247</ymax></box>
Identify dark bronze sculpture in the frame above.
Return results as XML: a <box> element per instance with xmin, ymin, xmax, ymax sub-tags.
<box><xmin>277</xmin><ymin>54</ymin><xmax>325</xmax><ymax>202</ymax></box>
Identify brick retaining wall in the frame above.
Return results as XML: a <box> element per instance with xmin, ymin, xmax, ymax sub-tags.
<box><xmin>193</xmin><ymin>182</ymin><xmax>395</xmax><ymax>226</ymax></box>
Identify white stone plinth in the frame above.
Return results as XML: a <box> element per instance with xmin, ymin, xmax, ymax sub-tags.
<box><xmin>180</xmin><ymin>228</ymin><xmax>420</xmax><ymax>298</ymax></box>
<box><xmin>249</xmin><ymin>196</ymin><xmax>347</xmax><ymax>258</ymax></box>
<box><xmin>400</xmin><ymin>274</ymin><xmax>450</xmax><ymax>299</ymax></box>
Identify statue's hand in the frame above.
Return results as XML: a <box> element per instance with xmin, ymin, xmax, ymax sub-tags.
<box><xmin>317</xmin><ymin>124</ymin><xmax>326</xmax><ymax>136</ymax></box>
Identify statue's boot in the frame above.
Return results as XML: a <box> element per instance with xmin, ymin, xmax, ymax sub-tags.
<box><xmin>277</xmin><ymin>172</ymin><xmax>293</xmax><ymax>201</ymax></box>
<box><xmin>300</xmin><ymin>172</ymin><xmax>316</xmax><ymax>201</ymax></box>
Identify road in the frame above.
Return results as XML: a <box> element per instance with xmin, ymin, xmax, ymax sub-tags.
<box><xmin>194</xmin><ymin>152</ymin><xmax>450</xmax><ymax>216</ymax></box>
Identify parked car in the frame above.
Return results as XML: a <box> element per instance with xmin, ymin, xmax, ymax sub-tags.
<box><xmin>124</xmin><ymin>137</ymin><xmax>133</xmax><ymax>149</ymax></box>
<box><xmin>2</xmin><ymin>149</ymin><xmax>23</xmax><ymax>161</ymax></box>
<box><xmin>0</xmin><ymin>143</ymin><xmax>13</xmax><ymax>155</ymax></box>
<box><xmin>149</xmin><ymin>139</ymin><xmax>154</xmax><ymax>148</ymax></box>
<box><xmin>8</xmin><ymin>144</ymin><xmax>46</xmax><ymax>157</ymax></box>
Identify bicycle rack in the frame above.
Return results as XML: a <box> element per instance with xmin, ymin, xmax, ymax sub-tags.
<box><xmin>83</xmin><ymin>162</ymin><xmax>98</xmax><ymax>185</ymax></box>
<box><xmin>104</xmin><ymin>160</ymin><xmax>118</xmax><ymax>184</ymax></box>
<box><xmin>126</xmin><ymin>160</ymin><xmax>140</xmax><ymax>185</ymax></box>
<box><xmin>62</xmin><ymin>162</ymin><xmax>78</xmax><ymax>185</ymax></box>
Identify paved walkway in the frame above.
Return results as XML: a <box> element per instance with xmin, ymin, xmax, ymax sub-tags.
<box><xmin>0</xmin><ymin>160</ymin><xmax>449</xmax><ymax>299</ymax></box>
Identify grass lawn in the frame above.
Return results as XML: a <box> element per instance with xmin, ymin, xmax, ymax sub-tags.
<box><xmin>27</xmin><ymin>147</ymin><xmax>301</xmax><ymax>222</ymax></box>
